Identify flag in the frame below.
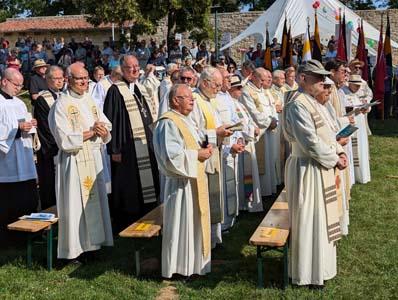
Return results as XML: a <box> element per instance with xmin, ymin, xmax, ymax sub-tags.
<box><xmin>302</xmin><ymin>21</ymin><xmax>312</xmax><ymax>62</ymax></box>
<box><xmin>336</xmin><ymin>10</ymin><xmax>347</xmax><ymax>61</ymax></box>
<box><xmin>384</xmin><ymin>13</ymin><xmax>392</xmax><ymax>68</ymax></box>
<box><xmin>281</xmin><ymin>16</ymin><xmax>288</xmax><ymax>64</ymax></box>
<box><xmin>264</xmin><ymin>25</ymin><xmax>272</xmax><ymax>71</ymax></box>
<box><xmin>342</xmin><ymin>11</ymin><xmax>348</xmax><ymax>59</ymax></box>
<box><xmin>374</xmin><ymin>19</ymin><xmax>386</xmax><ymax>118</ymax></box>
<box><xmin>284</xmin><ymin>24</ymin><xmax>293</xmax><ymax>67</ymax></box>
<box><xmin>312</xmin><ymin>9</ymin><xmax>322</xmax><ymax>62</ymax></box>
<box><xmin>355</xmin><ymin>19</ymin><xmax>369</xmax><ymax>81</ymax></box>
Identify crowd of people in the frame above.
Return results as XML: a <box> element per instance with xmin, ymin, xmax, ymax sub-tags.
<box><xmin>0</xmin><ymin>36</ymin><xmax>374</xmax><ymax>286</ymax></box>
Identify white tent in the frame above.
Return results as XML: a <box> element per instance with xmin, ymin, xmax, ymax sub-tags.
<box><xmin>220</xmin><ymin>0</ymin><xmax>398</xmax><ymax>56</ymax></box>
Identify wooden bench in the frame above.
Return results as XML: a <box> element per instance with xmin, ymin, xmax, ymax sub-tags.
<box><xmin>119</xmin><ymin>204</ymin><xmax>163</xmax><ymax>276</ymax></box>
<box><xmin>7</xmin><ymin>205</ymin><xmax>58</xmax><ymax>271</ymax></box>
<box><xmin>249</xmin><ymin>190</ymin><xmax>290</xmax><ymax>289</ymax></box>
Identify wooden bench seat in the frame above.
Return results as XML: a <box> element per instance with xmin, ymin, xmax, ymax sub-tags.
<box><xmin>249</xmin><ymin>190</ymin><xmax>290</xmax><ymax>289</ymax></box>
<box><xmin>119</xmin><ymin>204</ymin><xmax>164</xmax><ymax>276</ymax></box>
<box><xmin>7</xmin><ymin>205</ymin><xmax>58</xmax><ymax>271</ymax></box>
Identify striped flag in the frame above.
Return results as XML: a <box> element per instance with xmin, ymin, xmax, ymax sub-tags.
<box><xmin>302</xmin><ymin>20</ymin><xmax>312</xmax><ymax>62</ymax></box>
<box><xmin>312</xmin><ymin>9</ymin><xmax>322</xmax><ymax>62</ymax></box>
<box><xmin>264</xmin><ymin>25</ymin><xmax>273</xmax><ymax>71</ymax></box>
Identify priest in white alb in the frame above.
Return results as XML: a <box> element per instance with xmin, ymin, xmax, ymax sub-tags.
<box><xmin>154</xmin><ymin>84</ymin><xmax>213</xmax><ymax>278</ymax></box>
<box><xmin>49</xmin><ymin>63</ymin><xmax>113</xmax><ymax>260</ymax></box>
<box><xmin>282</xmin><ymin>60</ymin><xmax>347</xmax><ymax>287</ymax></box>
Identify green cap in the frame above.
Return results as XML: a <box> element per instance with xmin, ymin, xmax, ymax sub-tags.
<box><xmin>298</xmin><ymin>59</ymin><xmax>331</xmax><ymax>76</ymax></box>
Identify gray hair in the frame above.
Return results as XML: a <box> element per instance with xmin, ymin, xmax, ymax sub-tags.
<box><xmin>119</xmin><ymin>54</ymin><xmax>138</xmax><ymax>67</ymax></box>
<box><xmin>179</xmin><ymin>66</ymin><xmax>195</xmax><ymax>75</ymax></box>
<box><xmin>168</xmin><ymin>83</ymin><xmax>186</xmax><ymax>108</ymax></box>
<box><xmin>242</xmin><ymin>60</ymin><xmax>256</xmax><ymax>72</ymax></box>
<box><xmin>198</xmin><ymin>66</ymin><xmax>219</xmax><ymax>86</ymax></box>
<box><xmin>45</xmin><ymin>65</ymin><xmax>63</xmax><ymax>80</ymax></box>
<box><xmin>166</xmin><ymin>63</ymin><xmax>178</xmax><ymax>75</ymax></box>
<box><xmin>272</xmin><ymin>69</ymin><xmax>285</xmax><ymax>78</ymax></box>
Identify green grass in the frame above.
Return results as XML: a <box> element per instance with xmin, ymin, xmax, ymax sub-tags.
<box><xmin>1</xmin><ymin>119</ymin><xmax>397</xmax><ymax>300</ymax></box>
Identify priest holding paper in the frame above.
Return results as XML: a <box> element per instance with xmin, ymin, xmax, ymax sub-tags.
<box><xmin>49</xmin><ymin>63</ymin><xmax>113</xmax><ymax>260</ymax></box>
<box><xmin>154</xmin><ymin>84</ymin><xmax>212</xmax><ymax>278</ymax></box>
<box><xmin>340</xmin><ymin>75</ymin><xmax>371</xmax><ymax>184</ymax></box>
<box><xmin>282</xmin><ymin>60</ymin><xmax>347</xmax><ymax>287</ymax></box>
<box><xmin>0</xmin><ymin>68</ymin><xmax>38</xmax><ymax>243</ymax></box>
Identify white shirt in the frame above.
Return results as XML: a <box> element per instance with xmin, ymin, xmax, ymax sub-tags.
<box><xmin>0</xmin><ymin>94</ymin><xmax>37</xmax><ymax>182</ymax></box>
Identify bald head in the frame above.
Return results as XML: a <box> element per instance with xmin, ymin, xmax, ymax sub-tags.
<box><xmin>67</xmin><ymin>62</ymin><xmax>89</xmax><ymax>95</ymax></box>
<box><xmin>251</xmin><ymin>68</ymin><xmax>268</xmax><ymax>89</ymax></box>
<box><xmin>169</xmin><ymin>83</ymin><xmax>194</xmax><ymax>116</ymax></box>
<box><xmin>1</xmin><ymin>68</ymin><xmax>24</xmax><ymax>96</ymax></box>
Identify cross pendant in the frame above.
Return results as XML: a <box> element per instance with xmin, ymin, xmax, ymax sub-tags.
<box><xmin>141</xmin><ymin>107</ymin><xmax>147</xmax><ymax>118</ymax></box>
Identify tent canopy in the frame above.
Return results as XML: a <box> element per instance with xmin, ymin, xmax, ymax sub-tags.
<box><xmin>220</xmin><ymin>0</ymin><xmax>398</xmax><ymax>56</ymax></box>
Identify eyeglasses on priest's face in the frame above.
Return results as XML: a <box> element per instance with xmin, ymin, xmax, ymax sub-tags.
<box><xmin>6</xmin><ymin>78</ymin><xmax>23</xmax><ymax>88</ymax></box>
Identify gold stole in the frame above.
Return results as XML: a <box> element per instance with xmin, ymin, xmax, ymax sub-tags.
<box><xmin>115</xmin><ymin>81</ymin><xmax>157</xmax><ymax>204</ymax></box>
<box><xmin>297</xmin><ymin>95</ymin><xmax>342</xmax><ymax>243</ymax></box>
<box><xmin>246</xmin><ymin>84</ymin><xmax>266</xmax><ymax>175</ymax></box>
<box><xmin>99</xmin><ymin>77</ymin><xmax>112</xmax><ymax>92</ymax></box>
<box><xmin>159</xmin><ymin>111</ymin><xmax>211</xmax><ymax>259</ymax></box>
<box><xmin>39</xmin><ymin>90</ymin><xmax>55</xmax><ymax>108</ymax></box>
<box><xmin>65</xmin><ymin>94</ymin><xmax>105</xmax><ymax>244</ymax></box>
<box><xmin>193</xmin><ymin>92</ymin><xmax>223</xmax><ymax>224</ymax></box>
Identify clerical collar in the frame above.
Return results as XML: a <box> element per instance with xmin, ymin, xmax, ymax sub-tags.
<box><xmin>122</xmin><ymin>77</ymin><xmax>136</xmax><ymax>94</ymax></box>
<box><xmin>68</xmin><ymin>88</ymin><xmax>85</xmax><ymax>99</ymax></box>
<box><xmin>0</xmin><ymin>88</ymin><xmax>13</xmax><ymax>99</ymax></box>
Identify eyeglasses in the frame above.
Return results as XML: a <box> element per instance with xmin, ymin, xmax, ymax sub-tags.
<box><xmin>6</xmin><ymin>78</ymin><xmax>23</xmax><ymax>88</ymax></box>
<box><xmin>206</xmin><ymin>79</ymin><xmax>222</xmax><ymax>89</ymax></box>
<box><xmin>180</xmin><ymin>76</ymin><xmax>193</xmax><ymax>82</ymax></box>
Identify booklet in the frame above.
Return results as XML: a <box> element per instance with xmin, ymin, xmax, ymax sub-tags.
<box><xmin>336</xmin><ymin>124</ymin><xmax>359</xmax><ymax>139</ymax></box>
<box><xmin>344</xmin><ymin>101</ymin><xmax>380</xmax><ymax>116</ymax></box>
<box><xmin>226</xmin><ymin>121</ymin><xmax>243</xmax><ymax>132</ymax></box>
<box><xmin>20</xmin><ymin>213</ymin><xmax>56</xmax><ymax>221</ymax></box>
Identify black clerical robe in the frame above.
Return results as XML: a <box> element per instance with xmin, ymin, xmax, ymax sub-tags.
<box><xmin>34</xmin><ymin>90</ymin><xmax>59</xmax><ymax>209</ymax></box>
<box><xmin>103</xmin><ymin>79</ymin><xmax>159</xmax><ymax>227</ymax></box>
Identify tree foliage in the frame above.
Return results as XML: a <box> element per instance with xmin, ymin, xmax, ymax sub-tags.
<box><xmin>342</xmin><ymin>0</ymin><xmax>375</xmax><ymax>10</ymax></box>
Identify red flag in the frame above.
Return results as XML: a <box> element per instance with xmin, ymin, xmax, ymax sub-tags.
<box><xmin>355</xmin><ymin>19</ymin><xmax>369</xmax><ymax>81</ymax></box>
<box><xmin>336</xmin><ymin>11</ymin><xmax>347</xmax><ymax>61</ymax></box>
<box><xmin>374</xmin><ymin>20</ymin><xmax>386</xmax><ymax>118</ymax></box>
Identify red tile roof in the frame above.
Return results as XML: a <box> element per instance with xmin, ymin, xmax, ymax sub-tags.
<box><xmin>0</xmin><ymin>15</ymin><xmax>133</xmax><ymax>33</ymax></box>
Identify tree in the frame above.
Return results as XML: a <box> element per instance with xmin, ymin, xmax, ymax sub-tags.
<box><xmin>239</xmin><ymin>0</ymin><xmax>276</xmax><ymax>11</ymax></box>
<box><xmin>387</xmin><ymin>0</ymin><xmax>398</xmax><ymax>8</ymax></box>
<box><xmin>341</xmin><ymin>0</ymin><xmax>375</xmax><ymax>9</ymax></box>
<box><xmin>0</xmin><ymin>0</ymin><xmax>23</xmax><ymax>22</ymax></box>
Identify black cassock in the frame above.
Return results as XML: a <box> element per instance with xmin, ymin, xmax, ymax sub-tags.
<box><xmin>33</xmin><ymin>91</ymin><xmax>58</xmax><ymax>210</ymax></box>
<box><xmin>103</xmin><ymin>80</ymin><xmax>159</xmax><ymax>228</ymax></box>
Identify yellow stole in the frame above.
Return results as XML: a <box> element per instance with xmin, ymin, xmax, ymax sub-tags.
<box><xmin>159</xmin><ymin>111</ymin><xmax>211</xmax><ymax>259</ymax></box>
<box><xmin>65</xmin><ymin>93</ymin><xmax>105</xmax><ymax>244</ymax></box>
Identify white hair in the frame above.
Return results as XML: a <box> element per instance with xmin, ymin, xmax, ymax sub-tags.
<box><xmin>198</xmin><ymin>66</ymin><xmax>219</xmax><ymax>86</ymax></box>
<box><xmin>272</xmin><ymin>69</ymin><xmax>285</xmax><ymax>78</ymax></box>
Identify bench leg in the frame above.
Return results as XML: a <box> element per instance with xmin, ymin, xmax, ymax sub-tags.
<box><xmin>27</xmin><ymin>235</ymin><xmax>33</xmax><ymax>269</ymax></box>
<box><xmin>257</xmin><ymin>246</ymin><xmax>264</xmax><ymax>288</ymax></box>
<box><xmin>283</xmin><ymin>243</ymin><xmax>288</xmax><ymax>289</ymax></box>
<box><xmin>46</xmin><ymin>226</ymin><xmax>53</xmax><ymax>271</ymax></box>
<box><xmin>135</xmin><ymin>250</ymin><xmax>140</xmax><ymax>277</ymax></box>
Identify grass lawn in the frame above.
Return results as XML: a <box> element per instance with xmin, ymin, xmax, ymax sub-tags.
<box><xmin>0</xmin><ymin>118</ymin><xmax>397</xmax><ymax>300</ymax></box>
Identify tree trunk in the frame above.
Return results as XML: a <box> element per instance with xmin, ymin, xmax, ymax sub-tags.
<box><xmin>167</xmin><ymin>8</ymin><xmax>177</xmax><ymax>55</ymax></box>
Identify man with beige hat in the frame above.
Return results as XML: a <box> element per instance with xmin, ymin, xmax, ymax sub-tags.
<box><xmin>29</xmin><ymin>58</ymin><xmax>49</xmax><ymax>101</ymax></box>
<box><xmin>340</xmin><ymin>74</ymin><xmax>371</xmax><ymax>184</ymax></box>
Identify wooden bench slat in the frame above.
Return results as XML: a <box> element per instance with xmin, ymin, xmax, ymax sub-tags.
<box><xmin>7</xmin><ymin>220</ymin><xmax>53</xmax><ymax>233</ymax></box>
<box><xmin>119</xmin><ymin>204</ymin><xmax>163</xmax><ymax>238</ymax></box>
<box><xmin>271</xmin><ymin>202</ymin><xmax>288</xmax><ymax>210</ymax></box>
<box><xmin>260</xmin><ymin>209</ymin><xmax>289</xmax><ymax>230</ymax></box>
<box><xmin>250</xmin><ymin>227</ymin><xmax>289</xmax><ymax>247</ymax></box>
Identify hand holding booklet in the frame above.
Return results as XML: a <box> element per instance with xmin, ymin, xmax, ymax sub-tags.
<box><xmin>226</xmin><ymin>121</ymin><xmax>243</xmax><ymax>132</ymax></box>
<box><xmin>336</xmin><ymin>124</ymin><xmax>358</xmax><ymax>139</ymax></box>
<box><xmin>344</xmin><ymin>101</ymin><xmax>380</xmax><ymax>116</ymax></box>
